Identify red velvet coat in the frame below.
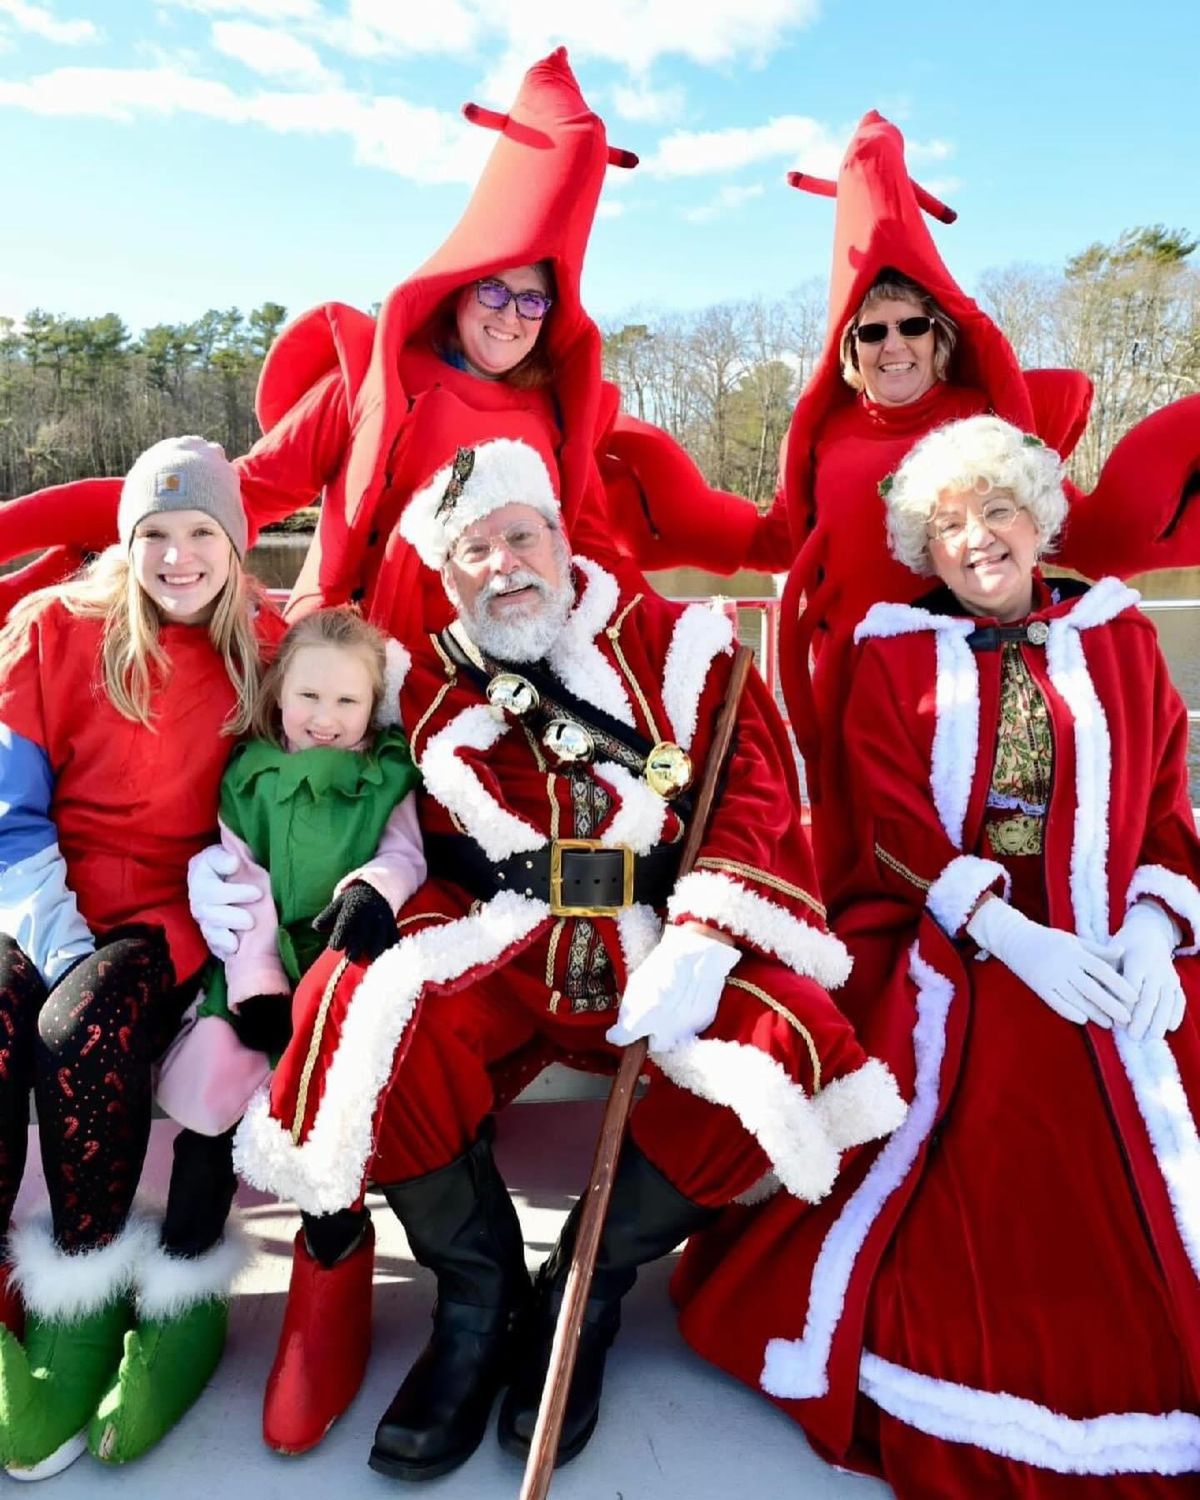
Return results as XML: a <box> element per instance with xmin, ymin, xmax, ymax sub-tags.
<box><xmin>677</xmin><ymin>580</ymin><xmax>1200</xmax><ymax>1496</ymax></box>
<box><xmin>232</xmin><ymin>557</ymin><xmax>905</xmax><ymax>1216</ymax></box>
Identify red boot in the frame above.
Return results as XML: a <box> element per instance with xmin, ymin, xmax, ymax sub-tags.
<box><xmin>262</xmin><ymin>1221</ymin><xmax>374</xmax><ymax>1454</ymax></box>
<box><xmin>0</xmin><ymin>1262</ymin><xmax>24</xmax><ymax>1341</ymax></box>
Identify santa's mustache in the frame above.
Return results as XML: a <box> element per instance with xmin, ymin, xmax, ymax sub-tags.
<box><xmin>478</xmin><ymin>569</ymin><xmax>549</xmax><ymax>606</ymax></box>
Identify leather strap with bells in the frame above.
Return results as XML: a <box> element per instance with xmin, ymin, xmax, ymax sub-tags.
<box><xmin>447</xmin><ymin>631</ymin><xmax>695</xmax><ymax>806</ymax></box>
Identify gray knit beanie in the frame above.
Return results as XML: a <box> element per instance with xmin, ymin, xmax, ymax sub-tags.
<box><xmin>118</xmin><ymin>436</ymin><xmax>248</xmax><ymax>559</ymax></box>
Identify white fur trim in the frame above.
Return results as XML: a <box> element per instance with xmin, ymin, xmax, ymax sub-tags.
<box><xmin>135</xmin><ymin>1219</ymin><xmax>251</xmax><ymax>1318</ymax></box>
<box><xmin>9</xmin><ymin>1212</ymin><xmax>155</xmax><ymax>1321</ymax></box>
<box><xmin>1126</xmin><ymin>864</ymin><xmax>1200</xmax><ymax>955</ymax></box>
<box><xmin>859</xmin><ymin>1352</ymin><xmax>1200</xmax><ymax>1476</ymax></box>
<box><xmin>1115</xmin><ymin>1031</ymin><xmax>1200</xmax><ymax>1279</ymax></box>
<box><xmin>926</xmin><ymin>854</ymin><xmax>1011</xmax><ymax>938</ymax></box>
<box><xmin>234</xmin><ymin>891</ymin><xmax>550</xmax><ymax>1214</ymax></box>
<box><xmin>854</xmin><ymin>603</ymin><xmax>979</xmax><ymax>849</ymax></box>
<box><xmin>653</xmin><ymin>1038</ymin><xmax>840</xmax><ymax>1204</ymax></box>
<box><xmin>1046</xmin><ymin>611</ymin><xmax>1113</xmax><ymax>946</ymax></box>
<box><xmin>762</xmin><ymin>944</ymin><xmax>953</xmax><ymax>1400</ymax></box>
<box><xmin>374</xmin><ymin>637</ymin><xmax>411</xmax><ymax>729</ymax></box>
<box><xmin>661</xmin><ymin>603</ymin><xmax>734</xmax><ymax>752</ymax></box>
<box><xmin>419</xmin><ymin>704</ymin><xmax>545</xmax><ymax>861</ymax></box>
<box><xmin>592</xmin><ymin>762</ymin><xmax>669</xmax><ymax>856</ymax></box>
<box><xmin>398</xmin><ymin>438</ymin><xmax>560</xmax><ymax>570</ymax></box>
<box><xmin>668</xmin><ymin>870</ymin><xmax>851</xmax><ymax>989</ymax></box>
<box><xmin>545</xmin><ymin>557</ymin><xmax>635</xmax><ymax>726</ymax></box>
<box><xmin>1064</xmin><ymin>575</ymin><xmax>1141</xmax><ymax>632</ymax></box>
<box><xmin>809</xmin><ymin>1058</ymin><xmax>907</xmax><ymax>1151</ymax></box>
<box><xmin>615</xmin><ymin>902</ymin><xmax>662</xmax><ymax>974</ymax></box>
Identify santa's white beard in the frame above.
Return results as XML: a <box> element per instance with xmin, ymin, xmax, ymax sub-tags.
<box><xmin>456</xmin><ymin>568</ymin><xmax>574</xmax><ymax>663</ymax></box>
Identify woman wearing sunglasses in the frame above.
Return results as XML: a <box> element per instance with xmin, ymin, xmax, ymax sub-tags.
<box><xmin>678</xmin><ymin>415</ymin><xmax>1200</xmax><ymax>1498</ymax></box>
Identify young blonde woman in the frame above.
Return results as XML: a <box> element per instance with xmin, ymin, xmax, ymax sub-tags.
<box><xmin>0</xmin><ymin>436</ymin><xmax>282</xmax><ymax>1479</ymax></box>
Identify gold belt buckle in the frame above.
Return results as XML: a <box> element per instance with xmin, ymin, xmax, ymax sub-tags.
<box><xmin>549</xmin><ymin>838</ymin><xmax>634</xmax><ymax>917</ymax></box>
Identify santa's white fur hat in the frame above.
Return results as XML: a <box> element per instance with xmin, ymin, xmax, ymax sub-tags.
<box><xmin>399</xmin><ymin>438</ymin><xmax>561</xmax><ymax>570</ymax></box>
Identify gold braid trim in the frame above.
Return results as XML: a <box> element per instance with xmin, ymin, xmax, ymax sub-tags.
<box><xmin>411</xmin><ymin>635</ymin><xmax>457</xmax><ymax>755</ymax></box>
<box><xmin>694</xmin><ymin>857</ymin><xmax>826</xmax><ymax>919</ymax></box>
<box><xmin>728</xmin><ymin>976</ymin><xmax>822</xmax><ymax>1094</ymax></box>
<box><xmin>291</xmin><ymin>954</ymin><xmax>351</xmax><ymax>1144</ymax></box>
<box><xmin>396</xmin><ymin>912</ymin><xmax>453</xmax><ymax>931</ymax></box>
<box><xmin>605</xmin><ymin>595</ymin><xmax>662</xmax><ymax>741</ymax></box>
<box><xmin>874</xmin><ymin>842</ymin><xmax>932</xmax><ymax>892</ymax></box>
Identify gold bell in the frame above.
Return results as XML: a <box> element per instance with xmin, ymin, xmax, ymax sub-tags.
<box><xmin>486</xmin><ymin>672</ymin><xmax>540</xmax><ymax>718</ymax></box>
<box><xmin>542</xmin><ymin>718</ymin><xmax>595</xmax><ymax>764</ymax></box>
<box><xmin>644</xmin><ymin>741</ymin><xmax>693</xmax><ymax>799</ymax></box>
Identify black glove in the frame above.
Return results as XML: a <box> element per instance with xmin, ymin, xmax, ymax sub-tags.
<box><xmin>230</xmin><ymin>992</ymin><xmax>293</xmax><ymax>1054</ymax></box>
<box><xmin>312</xmin><ymin>880</ymin><xmax>398</xmax><ymax>963</ymax></box>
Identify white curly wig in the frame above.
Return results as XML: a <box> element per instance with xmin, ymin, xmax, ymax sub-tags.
<box><xmin>884</xmin><ymin>414</ymin><xmax>1069</xmax><ymax>577</ymax></box>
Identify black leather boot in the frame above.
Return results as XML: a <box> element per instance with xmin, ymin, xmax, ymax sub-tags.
<box><xmin>497</xmin><ymin>1140</ymin><xmax>717</xmax><ymax>1468</ymax></box>
<box><xmin>368</xmin><ymin>1129</ymin><xmax>531</xmax><ymax>1481</ymax></box>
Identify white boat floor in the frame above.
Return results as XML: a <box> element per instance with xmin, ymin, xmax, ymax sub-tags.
<box><xmin>11</xmin><ymin>1103</ymin><xmax>891</xmax><ymax>1500</ymax></box>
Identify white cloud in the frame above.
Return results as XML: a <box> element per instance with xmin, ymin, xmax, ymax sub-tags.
<box><xmin>157</xmin><ymin>0</ymin><xmax>320</xmax><ymax>17</ymax></box>
<box><xmin>0</xmin><ymin>63</ymin><xmax>493</xmax><ymax>183</ymax></box>
<box><xmin>611</xmin><ymin>78</ymin><xmax>684</xmax><ymax>125</ymax></box>
<box><xmin>596</xmin><ymin>199</ymin><xmax>626</xmax><ymax>220</ymax></box>
<box><xmin>0</xmin><ymin>0</ymin><xmax>97</xmax><ymax>44</ymax></box>
<box><xmin>683</xmin><ymin>181</ymin><xmax>765</xmax><ymax>223</ymax></box>
<box><xmin>907</xmin><ymin>137</ymin><xmax>953</xmax><ymax>164</ymax></box>
<box><xmin>315</xmin><ymin>0</ymin><xmax>482</xmax><ymax>57</ymax></box>
<box><xmin>211</xmin><ymin>18</ymin><xmax>334</xmax><ymax>84</ymax></box>
<box><xmin>645</xmin><ymin>114</ymin><xmax>845</xmax><ymax>178</ymax></box>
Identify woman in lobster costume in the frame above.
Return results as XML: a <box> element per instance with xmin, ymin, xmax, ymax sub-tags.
<box><xmin>761</xmin><ymin>112</ymin><xmax>1200</xmax><ymax>909</ymax></box>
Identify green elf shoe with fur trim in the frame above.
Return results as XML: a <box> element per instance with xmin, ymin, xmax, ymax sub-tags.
<box><xmin>0</xmin><ymin>1215</ymin><xmax>148</xmax><ymax>1480</ymax></box>
<box><xmin>89</xmin><ymin>1225</ymin><xmax>248</xmax><ymax>1464</ymax></box>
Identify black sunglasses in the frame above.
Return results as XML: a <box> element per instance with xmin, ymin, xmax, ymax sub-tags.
<box><xmin>853</xmin><ymin>315</ymin><xmax>934</xmax><ymax>344</ymax></box>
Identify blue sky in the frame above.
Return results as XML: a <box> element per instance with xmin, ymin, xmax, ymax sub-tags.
<box><xmin>0</xmin><ymin>0</ymin><xmax>1194</xmax><ymax>335</ymax></box>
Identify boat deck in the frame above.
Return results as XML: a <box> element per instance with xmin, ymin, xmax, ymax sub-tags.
<box><xmin>11</xmin><ymin>1102</ymin><xmax>890</xmax><ymax>1499</ymax></box>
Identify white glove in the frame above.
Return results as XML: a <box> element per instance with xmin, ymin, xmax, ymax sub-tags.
<box><xmin>966</xmin><ymin>897</ymin><xmax>1135</xmax><ymax>1029</ymax></box>
<box><xmin>187</xmin><ymin>844</ymin><xmax>260</xmax><ymax>960</ymax></box>
<box><xmin>606</xmin><ymin>924</ymin><xmax>740</xmax><ymax>1053</ymax></box>
<box><xmin>1114</xmin><ymin>901</ymin><xmax>1185</xmax><ymax>1042</ymax></box>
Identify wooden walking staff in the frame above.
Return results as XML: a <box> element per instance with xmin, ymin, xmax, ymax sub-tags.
<box><xmin>519</xmin><ymin>643</ymin><xmax>756</xmax><ymax>1500</ymax></box>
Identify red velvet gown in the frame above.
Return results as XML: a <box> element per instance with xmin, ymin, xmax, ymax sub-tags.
<box><xmin>675</xmin><ymin>579</ymin><xmax>1200</xmax><ymax>1498</ymax></box>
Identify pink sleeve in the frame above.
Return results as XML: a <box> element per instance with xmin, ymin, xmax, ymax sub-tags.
<box><xmin>220</xmin><ymin>821</ymin><xmax>291</xmax><ymax>1007</ymax></box>
<box><xmin>334</xmin><ymin>793</ymin><xmax>426</xmax><ymax>913</ymax></box>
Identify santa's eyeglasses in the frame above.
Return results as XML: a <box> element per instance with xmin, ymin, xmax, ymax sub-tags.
<box><xmin>853</xmin><ymin>315</ymin><xmax>934</xmax><ymax>344</ymax></box>
<box><xmin>474</xmin><ymin>278</ymin><xmax>554</xmax><ymax>321</ymax></box>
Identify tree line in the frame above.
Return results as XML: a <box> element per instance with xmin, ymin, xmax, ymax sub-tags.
<box><xmin>0</xmin><ymin>227</ymin><xmax>1195</xmax><ymax>508</ymax></box>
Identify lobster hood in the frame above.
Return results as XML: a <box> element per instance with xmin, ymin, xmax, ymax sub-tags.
<box><xmin>782</xmin><ymin>111</ymin><xmax>1041</xmax><ymax>527</ymax></box>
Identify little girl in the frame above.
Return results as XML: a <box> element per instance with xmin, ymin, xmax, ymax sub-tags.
<box><xmin>0</xmin><ymin>435</ymin><xmax>281</xmax><ymax>1478</ymax></box>
<box><xmin>160</xmin><ymin>605</ymin><xmax>425</xmax><ymax>1454</ymax></box>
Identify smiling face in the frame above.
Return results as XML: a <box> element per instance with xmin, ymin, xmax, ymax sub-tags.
<box><xmin>444</xmin><ymin>501</ymin><xmax>574</xmax><ymax>662</ymax></box>
<box><xmin>279</xmin><ymin>641</ymin><xmax>375</xmax><ymax>751</ymax></box>
<box><xmin>855</xmin><ymin>294</ymin><xmax>938</xmax><ymax>407</ymax></box>
<box><xmin>927</xmin><ymin>486</ymin><xmax>1042</xmax><ymax>622</ymax></box>
<box><xmin>454</xmin><ymin>263</ymin><xmax>551</xmax><ymax>379</ymax></box>
<box><xmin>129</xmin><ymin>509</ymin><xmax>233</xmax><ymax>625</ymax></box>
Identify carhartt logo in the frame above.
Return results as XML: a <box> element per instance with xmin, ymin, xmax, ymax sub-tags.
<box><xmin>156</xmin><ymin>470</ymin><xmax>184</xmax><ymax>496</ymax></box>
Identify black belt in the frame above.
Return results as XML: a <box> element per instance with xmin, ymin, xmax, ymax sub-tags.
<box><xmin>425</xmin><ymin>833</ymin><xmax>682</xmax><ymax>916</ymax></box>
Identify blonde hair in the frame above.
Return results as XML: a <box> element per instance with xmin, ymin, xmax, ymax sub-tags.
<box><xmin>884</xmin><ymin>416</ymin><xmax>1068</xmax><ymax>576</ymax></box>
<box><xmin>840</xmin><ymin>269</ymin><xmax>958</xmax><ymax>392</ymax></box>
<box><xmin>251</xmin><ymin>606</ymin><xmax>387</xmax><ymax>748</ymax></box>
<box><xmin>0</xmin><ymin>544</ymin><xmax>264</xmax><ymax>734</ymax></box>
